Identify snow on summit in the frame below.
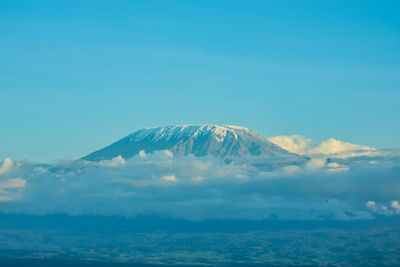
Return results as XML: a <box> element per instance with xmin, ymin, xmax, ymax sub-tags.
<box><xmin>82</xmin><ymin>125</ymin><xmax>293</xmax><ymax>161</ymax></box>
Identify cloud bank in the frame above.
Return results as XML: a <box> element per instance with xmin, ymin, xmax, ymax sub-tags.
<box><xmin>1</xmin><ymin>145</ymin><xmax>399</xmax><ymax>221</ymax></box>
<box><xmin>268</xmin><ymin>135</ymin><xmax>377</xmax><ymax>159</ymax></box>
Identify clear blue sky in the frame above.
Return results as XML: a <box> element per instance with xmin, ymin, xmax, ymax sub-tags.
<box><xmin>1</xmin><ymin>0</ymin><xmax>399</xmax><ymax>162</ymax></box>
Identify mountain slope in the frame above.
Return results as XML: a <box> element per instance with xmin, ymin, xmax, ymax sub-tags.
<box><xmin>82</xmin><ymin>125</ymin><xmax>294</xmax><ymax>161</ymax></box>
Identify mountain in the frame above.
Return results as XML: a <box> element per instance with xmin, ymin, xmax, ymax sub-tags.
<box><xmin>82</xmin><ymin>125</ymin><xmax>298</xmax><ymax>161</ymax></box>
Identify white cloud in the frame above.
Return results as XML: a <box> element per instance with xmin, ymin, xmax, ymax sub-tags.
<box><xmin>268</xmin><ymin>135</ymin><xmax>312</xmax><ymax>155</ymax></box>
<box><xmin>366</xmin><ymin>200</ymin><xmax>376</xmax><ymax>208</ymax></box>
<box><xmin>0</xmin><ymin>158</ymin><xmax>14</xmax><ymax>176</ymax></box>
<box><xmin>162</xmin><ymin>150</ymin><xmax>174</xmax><ymax>158</ymax></box>
<box><xmin>391</xmin><ymin>200</ymin><xmax>400</xmax><ymax>214</ymax></box>
<box><xmin>192</xmin><ymin>160</ymin><xmax>209</xmax><ymax>171</ymax></box>
<box><xmin>268</xmin><ymin>135</ymin><xmax>376</xmax><ymax>159</ymax></box>
<box><xmin>162</xmin><ymin>175</ymin><xmax>177</xmax><ymax>182</ymax></box>
<box><xmin>313</xmin><ymin>138</ymin><xmax>372</xmax><ymax>156</ymax></box>
<box><xmin>326</xmin><ymin>162</ymin><xmax>349</xmax><ymax>172</ymax></box>
<box><xmin>305</xmin><ymin>158</ymin><xmax>326</xmax><ymax>169</ymax></box>
<box><xmin>93</xmin><ymin>155</ymin><xmax>126</xmax><ymax>167</ymax></box>
<box><xmin>0</xmin><ymin>178</ymin><xmax>26</xmax><ymax>189</ymax></box>
<box><xmin>139</xmin><ymin>150</ymin><xmax>147</xmax><ymax>158</ymax></box>
<box><xmin>366</xmin><ymin>200</ymin><xmax>400</xmax><ymax>215</ymax></box>
<box><xmin>0</xmin><ymin>151</ymin><xmax>398</xmax><ymax>221</ymax></box>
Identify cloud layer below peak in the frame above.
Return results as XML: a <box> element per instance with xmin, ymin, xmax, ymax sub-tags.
<box><xmin>0</xmin><ymin>136</ymin><xmax>399</xmax><ymax>221</ymax></box>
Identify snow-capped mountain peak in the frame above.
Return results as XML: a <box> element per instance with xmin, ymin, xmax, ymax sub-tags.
<box><xmin>82</xmin><ymin>125</ymin><xmax>293</xmax><ymax>161</ymax></box>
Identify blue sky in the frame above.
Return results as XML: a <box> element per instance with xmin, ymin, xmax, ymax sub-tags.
<box><xmin>1</xmin><ymin>0</ymin><xmax>399</xmax><ymax>161</ymax></box>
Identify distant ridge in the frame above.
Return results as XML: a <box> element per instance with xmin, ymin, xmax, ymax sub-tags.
<box><xmin>82</xmin><ymin>125</ymin><xmax>295</xmax><ymax>161</ymax></box>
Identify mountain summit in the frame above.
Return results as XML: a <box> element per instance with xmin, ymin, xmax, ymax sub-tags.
<box><xmin>83</xmin><ymin>125</ymin><xmax>294</xmax><ymax>161</ymax></box>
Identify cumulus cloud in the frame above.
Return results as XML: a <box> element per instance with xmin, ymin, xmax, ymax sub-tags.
<box><xmin>391</xmin><ymin>201</ymin><xmax>400</xmax><ymax>214</ymax></box>
<box><xmin>0</xmin><ymin>152</ymin><xmax>399</xmax><ymax>221</ymax></box>
<box><xmin>268</xmin><ymin>135</ymin><xmax>312</xmax><ymax>155</ymax></box>
<box><xmin>268</xmin><ymin>135</ymin><xmax>376</xmax><ymax>159</ymax></box>
<box><xmin>0</xmin><ymin>158</ymin><xmax>14</xmax><ymax>176</ymax></box>
<box><xmin>139</xmin><ymin>150</ymin><xmax>147</xmax><ymax>158</ymax></box>
<box><xmin>366</xmin><ymin>200</ymin><xmax>376</xmax><ymax>208</ymax></box>
<box><xmin>162</xmin><ymin>175</ymin><xmax>177</xmax><ymax>182</ymax></box>
<box><xmin>95</xmin><ymin>155</ymin><xmax>126</xmax><ymax>167</ymax></box>
<box><xmin>366</xmin><ymin>200</ymin><xmax>400</xmax><ymax>216</ymax></box>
